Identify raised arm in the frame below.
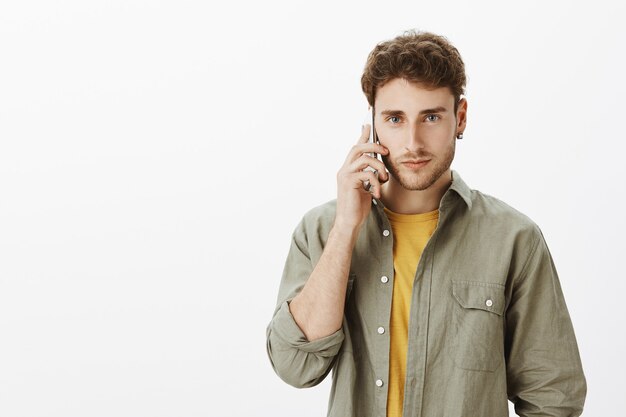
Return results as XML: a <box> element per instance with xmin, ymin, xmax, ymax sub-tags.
<box><xmin>265</xmin><ymin>123</ymin><xmax>389</xmax><ymax>388</ymax></box>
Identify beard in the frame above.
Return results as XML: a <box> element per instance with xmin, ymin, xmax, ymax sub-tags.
<box><xmin>381</xmin><ymin>136</ymin><xmax>456</xmax><ymax>191</ymax></box>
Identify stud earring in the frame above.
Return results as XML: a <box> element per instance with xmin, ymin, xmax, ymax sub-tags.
<box><xmin>456</xmin><ymin>132</ymin><xmax>464</xmax><ymax>140</ymax></box>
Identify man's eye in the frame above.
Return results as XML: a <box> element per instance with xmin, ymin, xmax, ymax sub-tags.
<box><xmin>389</xmin><ymin>116</ymin><xmax>401</xmax><ymax>123</ymax></box>
<box><xmin>426</xmin><ymin>114</ymin><xmax>440</xmax><ymax>122</ymax></box>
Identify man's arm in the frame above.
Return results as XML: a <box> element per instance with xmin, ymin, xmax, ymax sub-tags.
<box><xmin>266</xmin><ymin>123</ymin><xmax>388</xmax><ymax>388</ymax></box>
<box><xmin>505</xmin><ymin>225</ymin><xmax>587</xmax><ymax>416</ymax></box>
<box><xmin>288</xmin><ymin>223</ymin><xmax>358</xmax><ymax>341</ymax></box>
<box><xmin>265</xmin><ymin>216</ymin><xmax>358</xmax><ymax>388</ymax></box>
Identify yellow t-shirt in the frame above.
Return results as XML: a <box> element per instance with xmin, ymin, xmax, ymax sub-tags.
<box><xmin>383</xmin><ymin>206</ymin><xmax>439</xmax><ymax>417</ymax></box>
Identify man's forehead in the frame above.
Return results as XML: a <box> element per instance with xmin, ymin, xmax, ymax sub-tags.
<box><xmin>375</xmin><ymin>78</ymin><xmax>454</xmax><ymax>111</ymax></box>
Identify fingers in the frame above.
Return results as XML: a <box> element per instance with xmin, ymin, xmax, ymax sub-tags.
<box><xmin>355</xmin><ymin>170</ymin><xmax>383</xmax><ymax>198</ymax></box>
<box><xmin>359</xmin><ymin>123</ymin><xmax>370</xmax><ymax>143</ymax></box>
<box><xmin>349</xmin><ymin>154</ymin><xmax>389</xmax><ymax>182</ymax></box>
<box><xmin>338</xmin><ymin>166</ymin><xmax>381</xmax><ymax>194</ymax></box>
<box><xmin>345</xmin><ymin>142</ymin><xmax>388</xmax><ymax>166</ymax></box>
<box><xmin>336</xmin><ymin>124</ymin><xmax>389</xmax><ymax>200</ymax></box>
<box><xmin>343</xmin><ymin>124</ymin><xmax>387</xmax><ymax>164</ymax></box>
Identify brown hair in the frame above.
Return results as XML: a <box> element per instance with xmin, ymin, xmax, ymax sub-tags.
<box><xmin>361</xmin><ymin>29</ymin><xmax>467</xmax><ymax>114</ymax></box>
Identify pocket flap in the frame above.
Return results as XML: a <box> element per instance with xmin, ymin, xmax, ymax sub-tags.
<box><xmin>452</xmin><ymin>280</ymin><xmax>505</xmax><ymax>316</ymax></box>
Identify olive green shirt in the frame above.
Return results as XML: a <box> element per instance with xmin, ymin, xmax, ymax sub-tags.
<box><xmin>266</xmin><ymin>170</ymin><xmax>587</xmax><ymax>417</ymax></box>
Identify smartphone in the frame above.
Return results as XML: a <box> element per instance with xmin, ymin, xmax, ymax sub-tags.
<box><xmin>363</xmin><ymin>106</ymin><xmax>380</xmax><ymax>192</ymax></box>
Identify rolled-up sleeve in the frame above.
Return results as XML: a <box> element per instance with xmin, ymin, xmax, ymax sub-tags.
<box><xmin>505</xmin><ymin>225</ymin><xmax>587</xmax><ymax>416</ymax></box>
<box><xmin>265</xmin><ymin>217</ymin><xmax>344</xmax><ymax>388</ymax></box>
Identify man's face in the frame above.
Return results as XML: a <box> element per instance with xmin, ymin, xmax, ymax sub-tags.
<box><xmin>374</xmin><ymin>78</ymin><xmax>466</xmax><ymax>191</ymax></box>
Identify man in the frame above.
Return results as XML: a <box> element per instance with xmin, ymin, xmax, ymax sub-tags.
<box><xmin>265</xmin><ymin>29</ymin><xmax>587</xmax><ymax>417</ymax></box>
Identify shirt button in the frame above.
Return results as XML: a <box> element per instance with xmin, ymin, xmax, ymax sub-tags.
<box><xmin>377</xmin><ymin>326</ymin><xmax>385</xmax><ymax>334</ymax></box>
<box><xmin>485</xmin><ymin>299</ymin><xmax>493</xmax><ymax>307</ymax></box>
<box><xmin>380</xmin><ymin>275</ymin><xmax>389</xmax><ymax>283</ymax></box>
<box><xmin>382</xmin><ymin>229</ymin><xmax>390</xmax><ymax>237</ymax></box>
<box><xmin>375</xmin><ymin>379</ymin><xmax>384</xmax><ymax>387</ymax></box>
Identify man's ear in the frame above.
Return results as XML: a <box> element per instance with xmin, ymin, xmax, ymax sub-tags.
<box><xmin>456</xmin><ymin>98</ymin><xmax>468</xmax><ymax>131</ymax></box>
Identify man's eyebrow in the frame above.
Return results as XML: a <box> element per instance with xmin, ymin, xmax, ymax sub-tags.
<box><xmin>380</xmin><ymin>106</ymin><xmax>448</xmax><ymax>116</ymax></box>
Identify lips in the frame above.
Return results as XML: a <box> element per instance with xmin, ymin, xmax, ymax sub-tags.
<box><xmin>402</xmin><ymin>160</ymin><xmax>430</xmax><ymax>169</ymax></box>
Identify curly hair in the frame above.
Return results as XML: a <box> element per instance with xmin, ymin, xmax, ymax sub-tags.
<box><xmin>361</xmin><ymin>29</ymin><xmax>467</xmax><ymax>114</ymax></box>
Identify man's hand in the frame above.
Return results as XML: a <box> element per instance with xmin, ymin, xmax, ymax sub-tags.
<box><xmin>334</xmin><ymin>124</ymin><xmax>389</xmax><ymax>232</ymax></box>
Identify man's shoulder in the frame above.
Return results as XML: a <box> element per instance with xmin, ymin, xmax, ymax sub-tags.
<box><xmin>470</xmin><ymin>188</ymin><xmax>541</xmax><ymax>235</ymax></box>
<box><xmin>288</xmin><ymin>198</ymin><xmax>338</xmax><ymax>246</ymax></box>
<box><xmin>299</xmin><ymin>198</ymin><xmax>338</xmax><ymax>227</ymax></box>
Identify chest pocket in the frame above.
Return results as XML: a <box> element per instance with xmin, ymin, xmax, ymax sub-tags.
<box><xmin>449</xmin><ymin>280</ymin><xmax>506</xmax><ymax>372</ymax></box>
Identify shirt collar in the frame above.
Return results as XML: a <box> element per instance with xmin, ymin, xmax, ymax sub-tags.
<box><xmin>372</xmin><ymin>169</ymin><xmax>473</xmax><ymax>211</ymax></box>
<box><xmin>449</xmin><ymin>169</ymin><xmax>473</xmax><ymax>210</ymax></box>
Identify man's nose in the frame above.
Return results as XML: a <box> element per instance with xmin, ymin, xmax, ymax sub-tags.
<box><xmin>405</xmin><ymin>123</ymin><xmax>426</xmax><ymax>152</ymax></box>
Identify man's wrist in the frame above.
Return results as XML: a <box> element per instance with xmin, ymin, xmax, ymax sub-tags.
<box><xmin>330</xmin><ymin>221</ymin><xmax>360</xmax><ymax>242</ymax></box>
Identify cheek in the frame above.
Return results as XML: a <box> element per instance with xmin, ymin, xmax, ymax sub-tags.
<box><xmin>380</xmin><ymin>146</ymin><xmax>400</xmax><ymax>161</ymax></box>
<box><xmin>430</xmin><ymin>142</ymin><xmax>453</xmax><ymax>157</ymax></box>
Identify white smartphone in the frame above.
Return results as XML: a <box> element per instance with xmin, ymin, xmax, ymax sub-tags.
<box><xmin>363</xmin><ymin>106</ymin><xmax>380</xmax><ymax>192</ymax></box>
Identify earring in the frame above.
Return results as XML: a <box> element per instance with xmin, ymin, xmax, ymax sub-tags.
<box><xmin>456</xmin><ymin>132</ymin><xmax>464</xmax><ymax>140</ymax></box>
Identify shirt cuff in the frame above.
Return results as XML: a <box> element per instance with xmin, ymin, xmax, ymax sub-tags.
<box><xmin>271</xmin><ymin>299</ymin><xmax>345</xmax><ymax>356</ymax></box>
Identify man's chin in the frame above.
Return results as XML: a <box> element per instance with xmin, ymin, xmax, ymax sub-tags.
<box><xmin>396</xmin><ymin>176</ymin><xmax>435</xmax><ymax>191</ymax></box>
<box><xmin>394</xmin><ymin>166</ymin><xmax>442</xmax><ymax>191</ymax></box>
<box><xmin>384</xmin><ymin>159</ymin><xmax>449</xmax><ymax>191</ymax></box>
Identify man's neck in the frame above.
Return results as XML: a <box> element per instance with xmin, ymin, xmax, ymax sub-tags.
<box><xmin>380</xmin><ymin>169</ymin><xmax>453</xmax><ymax>214</ymax></box>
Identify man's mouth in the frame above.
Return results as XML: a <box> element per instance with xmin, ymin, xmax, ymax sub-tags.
<box><xmin>402</xmin><ymin>159</ymin><xmax>430</xmax><ymax>169</ymax></box>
